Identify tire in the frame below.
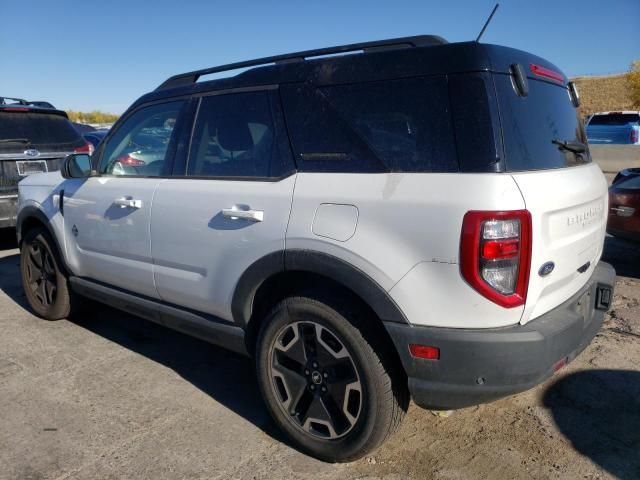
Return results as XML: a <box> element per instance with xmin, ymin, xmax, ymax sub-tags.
<box><xmin>256</xmin><ymin>296</ymin><xmax>408</xmax><ymax>462</ymax></box>
<box><xmin>20</xmin><ymin>227</ymin><xmax>79</xmax><ymax>320</ymax></box>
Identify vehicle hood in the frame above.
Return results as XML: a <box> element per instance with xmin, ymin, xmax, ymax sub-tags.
<box><xmin>18</xmin><ymin>171</ymin><xmax>64</xmax><ymax>188</ymax></box>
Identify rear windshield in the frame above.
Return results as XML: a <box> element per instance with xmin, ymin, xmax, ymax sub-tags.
<box><xmin>494</xmin><ymin>74</ymin><xmax>590</xmax><ymax>171</ymax></box>
<box><xmin>589</xmin><ymin>113</ymin><xmax>640</xmax><ymax>126</ymax></box>
<box><xmin>0</xmin><ymin>112</ymin><xmax>82</xmax><ymax>152</ymax></box>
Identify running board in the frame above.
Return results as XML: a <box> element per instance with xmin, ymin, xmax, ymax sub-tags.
<box><xmin>69</xmin><ymin>277</ymin><xmax>248</xmax><ymax>356</ymax></box>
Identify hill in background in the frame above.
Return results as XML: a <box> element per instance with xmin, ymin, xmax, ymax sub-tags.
<box><xmin>571</xmin><ymin>73</ymin><xmax>634</xmax><ymax>116</ymax></box>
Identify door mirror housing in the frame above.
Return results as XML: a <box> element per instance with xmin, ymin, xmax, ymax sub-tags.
<box><xmin>61</xmin><ymin>153</ymin><xmax>93</xmax><ymax>179</ymax></box>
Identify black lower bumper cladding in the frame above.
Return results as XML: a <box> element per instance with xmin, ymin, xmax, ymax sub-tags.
<box><xmin>385</xmin><ymin>261</ymin><xmax>616</xmax><ymax>410</ymax></box>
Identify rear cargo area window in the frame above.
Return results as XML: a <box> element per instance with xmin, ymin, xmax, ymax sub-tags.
<box><xmin>0</xmin><ymin>113</ymin><xmax>81</xmax><ymax>152</ymax></box>
<box><xmin>494</xmin><ymin>74</ymin><xmax>590</xmax><ymax>171</ymax></box>
<box><xmin>282</xmin><ymin>77</ymin><xmax>458</xmax><ymax>173</ymax></box>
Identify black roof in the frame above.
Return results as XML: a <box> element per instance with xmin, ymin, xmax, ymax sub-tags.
<box><xmin>131</xmin><ymin>36</ymin><xmax>567</xmax><ymax>111</ymax></box>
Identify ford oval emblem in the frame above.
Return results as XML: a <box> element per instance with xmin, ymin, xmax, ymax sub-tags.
<box><xmin>24</xmin><ymin>149</ymin><xmax>40</xmax><ymax>157</ymax></box>
<box><xmin>538</xmin><ymin>261</ymin><xmax>555</xmax><ymax>277</ymax></box>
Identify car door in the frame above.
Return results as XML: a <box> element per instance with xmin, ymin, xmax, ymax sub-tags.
<box><xmin>62</xmin><ymin>100</ymin><xmax>189</xmax><ymax>298</ymax></box>
<box><xmin>150</xmin><ymin>89</ymin><xmax>296</xmax><ymax>321</ymax></box>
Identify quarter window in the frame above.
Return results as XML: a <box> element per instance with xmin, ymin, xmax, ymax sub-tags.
<box><xmin>99</xmin><ymin>101</ymin><xmax>185</xmax><ymax>177</ymax></box>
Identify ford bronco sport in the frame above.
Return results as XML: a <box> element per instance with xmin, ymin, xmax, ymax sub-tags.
<box><xmin>16</xmin><ymin>36</ymin><xmax>615</xmax><ymax>462</ymax></box>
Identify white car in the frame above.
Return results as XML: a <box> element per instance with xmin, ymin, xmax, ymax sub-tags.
<box><xmin>16</xmin><ymin>35</ymin><xmax>615</xmax><ymax>462</ymax></box>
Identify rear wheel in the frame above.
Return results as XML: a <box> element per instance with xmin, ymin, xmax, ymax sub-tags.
<box><xmin>20</xmin><ymin>227</ymin><xmax>78</xmax><ymax>320</ymax></box>
<box><xmin>256</xmin><ymin>296</ymin><xmax>408</xmax><ymax>462</ymax></box>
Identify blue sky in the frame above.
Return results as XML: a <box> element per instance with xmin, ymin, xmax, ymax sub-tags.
<box><xmin>2</xmin><ymin>0</ymin><xmax>638</xmax><ymax>113</ymax></box>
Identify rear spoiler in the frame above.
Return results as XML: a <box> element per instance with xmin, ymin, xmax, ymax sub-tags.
<box><xmin>0</xmin><ymin>105</ymin><xmax>69</xmax><ymax>118</ymax></box>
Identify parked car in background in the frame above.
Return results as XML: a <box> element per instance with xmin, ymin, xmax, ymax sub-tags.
<box><xmin>16</xmin><ymin>36</ymin><xmax>615</xmax><ymax>461</ymax></box>
<box><xmin>586</xmin><ymin>111</ymin><xmax>640</xmax><ymax>145</ymax></box>
<box><xmin>608</xmin><ymin>168</ymin><xmax>640</xmax><ymax>241</ymax></box>
<box><xmin>0</xmin><ymin>97</ymin><xmax>93</xmax><ymax>228</ymax></box>
<box><xmin>82</xmin><ymin>130</ymin><xmax>108</xmax><ymax>149</ymax></box>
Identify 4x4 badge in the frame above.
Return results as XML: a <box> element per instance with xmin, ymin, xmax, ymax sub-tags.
<box><xmin>538</xmin><ymin>261</ymin><xmax>555</xmax><ymax>277</ymax></box>
<box><xmin>24</xmin><ymin>149</ymin><xmax>40</xmax><ymax>157</ymax></box>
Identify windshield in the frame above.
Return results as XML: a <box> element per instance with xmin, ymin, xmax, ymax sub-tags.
<box><xmin>494</xmin><ymin>74</ymin><xmax>590</xmax><ymax>171</ymax></box>
<box><xmin>589</xmin><ymin>113</ymin><xmax>640</xmax><ymax>126</ymax></box>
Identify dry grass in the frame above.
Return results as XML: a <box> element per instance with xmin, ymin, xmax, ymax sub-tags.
<box><xmin>571</xmin><ymin>73</ymin><xmax>635</xmax><ymax>116</ymax></box>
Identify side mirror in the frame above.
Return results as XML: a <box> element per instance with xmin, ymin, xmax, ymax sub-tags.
<box><xmin>61</xmin><ymin>153</ymin><xmax>93</xmax><ymax>179</ymax></box>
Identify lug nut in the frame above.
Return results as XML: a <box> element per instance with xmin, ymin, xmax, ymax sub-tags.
<box><xmin>312</xmin><ymin>362</ymin><xmax>318</xmax><ymax>368</ymax></box>
<box><xmin>321</xmin><ymin>386</ymin><xmax>327</xmax><ymax>392</ymax></box>
<box><xmin>304</xmin><ymin>369</ymin><xmax>310</xmax><ymax>375</ymax></box>
<box><xmin>323</xmin><ymin>372</ymin><xmax>328</xmax><ymax>378</ymax></box>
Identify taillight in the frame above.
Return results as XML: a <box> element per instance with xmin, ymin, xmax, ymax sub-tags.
<box><xmin>460</xmin><ymin>210</ymin><xmax>532</xmax><ymax>308</ymax></box>
<box><xmin>631</xmin><ymin>129</ymin><xmax>639</xmax><ymax>144</ymax></box>
<box><xmin>74</xmin><ymin>142</ymin><xmax>94</xmax><ymax>155</ymax></box>
<box><xmin>115</xmin><ymin>154</ymin><xmax>145</xmax><ymax>166</ymax></box>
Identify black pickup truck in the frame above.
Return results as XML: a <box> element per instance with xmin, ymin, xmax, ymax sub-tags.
<box><xmin>0</xmin><ymin>97</ymin><xmax>91</xmax><ymax>228</ymax></box>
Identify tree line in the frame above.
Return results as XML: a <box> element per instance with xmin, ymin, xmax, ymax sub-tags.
<box><xmin>66</xmin><ymin>110</ymin><xmax>120</xmax><ymax>124</ymax></box>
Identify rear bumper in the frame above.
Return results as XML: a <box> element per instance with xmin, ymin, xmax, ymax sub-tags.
<box><xmin>385</xmin><ymin>261</ymin><xmax>616</xmax><ymax>410</ymax></box>
<box><xmin>0</xmin><ymin>192</ymin><xmax>18</xmax><ymax>228</ymax></box>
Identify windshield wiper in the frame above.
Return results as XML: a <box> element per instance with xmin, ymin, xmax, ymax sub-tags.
<box><xmin>552</xmin><ymin>139</ymin><xmax>587</xmax><ymax>154</ymax></box>
<box><xmin>0</xmin><ymin>138</ymin><xmax>31</xmax><ymax>144</ymax></box>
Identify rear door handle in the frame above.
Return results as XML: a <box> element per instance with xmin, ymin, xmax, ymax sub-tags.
<box><xmin>222</xmin><ymin>207</ymin><xmax>264</xmax><ymax>222</ymax></box>
<box><xmin>114</xmin><ymin>197</ymin><xmax>143</xmax><ymax>209</ymax></box>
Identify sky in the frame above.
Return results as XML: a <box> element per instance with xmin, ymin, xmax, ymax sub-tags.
<box><xmin>2</xmin><ymin>0</ymin><xmax>638</xmax><ymax>114</ymax></box>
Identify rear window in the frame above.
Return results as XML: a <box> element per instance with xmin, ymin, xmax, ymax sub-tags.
<box><xmin>0</xmin><ymin>112</ymin><xmax>82</xmax><ymax>152</ymax></box>
<box><xmin>589</xmin><ymin>113</ymin><xmax>640</xmax><ymax>126</ymax></box>
<box><xmin>282</xmin><ymin>76</ymin><xmax>458</xmax><ymax>173</ymax></box>
<box><xmin>494</xmin><ymin>74</ymin><xmax>590</xmax><ymax>171</ymax></box>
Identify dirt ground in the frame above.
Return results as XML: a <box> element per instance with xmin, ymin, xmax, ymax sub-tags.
<box><xmin>0</xmin><ymin>229</ymin><xmax>638</xmax><ymax>480</ymax></box>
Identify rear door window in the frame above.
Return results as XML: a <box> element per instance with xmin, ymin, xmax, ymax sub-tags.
<box><xmin>494</xmin><ymin>74</ymin><xmax>590</xmax><ymax>171</ymax></box>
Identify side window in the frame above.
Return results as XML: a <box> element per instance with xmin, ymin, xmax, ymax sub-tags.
<box><xmin>99</xmin><ymin>101</ymin><xmax>185</xmax><ymax>177</ymax></box>
<box><xmin>187</xmin><ymin>91</ymin><xmax>292</xmax><ymax>178</ymax></box>
<box><xmin>281</xmin><ymin>77</ymin><xmax>458</xmax><ymax>173</ymax></box>
<box><xmin>321</xmin><ymin>77</ymin><xmax>458</xmax><ymax>173</ymax></box>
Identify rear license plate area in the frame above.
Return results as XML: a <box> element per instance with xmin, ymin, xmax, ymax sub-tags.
<box><xmin>16</xmin><ymin>160</ymin><xmax>48</xmax><ymax>176</ymax></box>
<box><xmin>595</xmin><ymin>284</ymin><xmax>612</xmax><ymax>311</ymax></box>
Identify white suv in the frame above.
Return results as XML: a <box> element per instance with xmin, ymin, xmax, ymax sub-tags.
<box><xmin>16</xmin><ymin>36</ymin><xmax>615</xmax><ymax>462</ymax></box>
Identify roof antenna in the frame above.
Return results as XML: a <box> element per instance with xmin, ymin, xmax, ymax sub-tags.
<box><xmin>476</xmin><ymin>3</ymin><xmax>499</xmax><ymax>42</ymax></box>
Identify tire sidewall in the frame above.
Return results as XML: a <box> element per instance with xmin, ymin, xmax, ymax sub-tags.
<box><xmin>256</xmin><ymin>297</ymin><xmax>388</xmax><ymax>462</ymax></box>
<box><xmin>20</xmin><ymin>228</ymin><xmax>71</xmax><ymax>320</ymax></box>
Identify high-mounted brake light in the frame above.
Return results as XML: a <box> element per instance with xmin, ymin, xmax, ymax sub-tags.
<box><xmin>529</xmin><ymin>63</ymin><xmax>564</xmax><ymax>83</ymax></box>
<box><xmin>460</xmin><ymin>210</ymin><xmax>532</xmax><ymax>308</ymax></box>
<box><xmin>2</xmin><ymin>107</ymin><xmax>30</xmax><ymax>112</ymax></box>
<box><xmin>74</xmin><ymin>142</ymin><xmax>94</xmax><ymax>155</ymax></box>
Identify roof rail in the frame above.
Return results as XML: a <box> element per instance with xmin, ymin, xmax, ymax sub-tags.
<box><xmin>0</xmin><ymin>96</ymin><xmax>29</xmax><ymax>105</ymax></box>
<box><xmin>156</xmin><ymin>35</ymin><xmax>447</xmax><ymax>91</ymax></box>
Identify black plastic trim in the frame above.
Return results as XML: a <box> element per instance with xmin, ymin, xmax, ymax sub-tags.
<box><xmin>70</xmin><ymin>277</ymin><xmax>248</xmax><ymax>356</ymax></box>
<box><xmin>15</xmin><ymin>206</ymin><xmax>61</xmax><ymax>252</ymax></box>
<box><xmin>284</xmin><ymin>249</ymin><xmax>408</xmax><ymax>324</ymax></box>
<box><xmin>384</xmin><ymin>261</ymin><xmax>616</xmax><ymax>410</ymax></box>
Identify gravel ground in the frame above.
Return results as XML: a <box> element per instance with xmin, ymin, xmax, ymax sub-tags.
<box><xmin>0</xmin><ymin>229</ymin><xmax>638</xmax><ymax>480</ymax></box>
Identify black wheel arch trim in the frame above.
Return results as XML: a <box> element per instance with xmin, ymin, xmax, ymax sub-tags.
<box><xmin>231</xmin><ymin>248</ymin><xmax>409</xmax><ymax>327</ymax></box>
<box><xmin>16</xmin><ymin>206</ymin><xmax>65</xmax><ymax>261</ymax></box>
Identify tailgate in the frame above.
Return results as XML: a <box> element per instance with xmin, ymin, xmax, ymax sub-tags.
<box><xmin>0</xmin><ymin>154</ymin><xmax>67</xmax><ymax>192</ymax></box>
<box><xmin>511</xmin><ymin>163</ymin><xmax>608</xmax><ymax>323</ymax></box>
<box><xmin>587</xmin><ymin>125</ymin><xmax>632</xmax><ymax>144</ymax></box>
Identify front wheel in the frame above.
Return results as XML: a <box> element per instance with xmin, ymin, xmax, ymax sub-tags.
<box><xmin>256</xmin><ymin>296</ymin><xmax>408</xmax><ymax>462</ymax></box>
<box><xmin>20</xmin><ymin>227</ymin><xmax>78</xmax><ymax>320</ymax></box>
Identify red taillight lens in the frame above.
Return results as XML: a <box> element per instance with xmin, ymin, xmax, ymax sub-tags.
<box><xmin>529</xmin><ymin>63</ymin><xmax>565</xmax><ymax>83</ymax></box>
<box><xmin>74</xmin><ymin>142</ymin><xmax>94</xmax><ymax>155</ymax></box>
<box><xmin>631</xmin><ymin>129</ymin><xmax>639</xmax><ymax>144</ymax></box>
<box><xmin>460</xmin><ymin>210</ymin><xmax>532</xmax><ymax>308</ymax></box>
<box><xmin>409</xmin><ymin>344</ymin><xmax>440</xmax><ymax>360</ymax></box>
<box><xmin>115</xmin><ymin>154</ymin><xmax>145</xmax><ymax>166</ymax></box>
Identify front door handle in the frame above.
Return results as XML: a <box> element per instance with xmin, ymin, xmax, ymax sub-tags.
<box><xmin>222</xmin><ymin>207</ymin><xmax>264</xmax><ymax>222</ymax></box>
<box><xmin>114</xmin><ymin>197</ymin><xmax>143</xmax><ymax>209</ymax></box>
